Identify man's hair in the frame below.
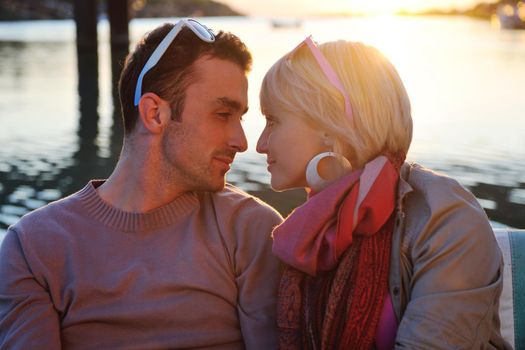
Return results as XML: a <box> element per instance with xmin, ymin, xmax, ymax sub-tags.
<box><xmin>260</xmin><ymin>40</ymin><xmax>412</xmax><ymax>169</ymax></box>
<box><xmin>119</xmin><ymin>23</ymin><xmax>252</xmax><ymax>134</ymax></box>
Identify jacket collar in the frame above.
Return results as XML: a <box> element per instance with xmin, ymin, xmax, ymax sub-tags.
<box><xmin>397</xmin><ymin>162</ymin><xmax>415</xmax><ymax>212</ymax></box>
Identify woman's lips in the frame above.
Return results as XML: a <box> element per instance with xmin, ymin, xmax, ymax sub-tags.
<box><xmin>266</xmin><ymin>158</ymin><xmax>276</xmax><ymax>171</ymax></box>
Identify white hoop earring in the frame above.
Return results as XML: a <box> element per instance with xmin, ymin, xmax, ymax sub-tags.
<box><xmin>306</xmin><ymin>152</ymin><xmax>352</xmax><ymax>192</ymax></box>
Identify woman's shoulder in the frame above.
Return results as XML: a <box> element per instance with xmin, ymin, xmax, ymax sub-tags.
<box><xmin>400</xmin><ymin>162</ymin><xmax>481</xmax><ymax>211</ymax></box>
<box><xmin>402</xmin><ymin>162</ymin><xmax>465</xmax><ymax>191</ymax></box>
<box><xmin>399</xmin><ymin>162</ymin><xmax>492</xmax><ymax>245</ymax></box>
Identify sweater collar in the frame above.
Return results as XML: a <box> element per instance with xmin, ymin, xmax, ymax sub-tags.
<box><xmin>77</xmin><ymin>180</ymin><xmax>199</xmax><ymax>232</ymax></box>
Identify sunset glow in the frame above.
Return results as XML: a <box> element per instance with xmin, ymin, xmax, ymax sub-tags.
<box><xmin>221</xmin><ymin>0</ymin><xmax>498</xmax><ymax>16</ymax></box>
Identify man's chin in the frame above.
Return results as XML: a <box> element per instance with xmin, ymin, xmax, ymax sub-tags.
<box><xmin>202</xmin><ymin>177</ymin><xmax>226</xmax><ymax>193</ymax></box>
<box><xmin>211</xmin><ymin>181</ymin><xmax>226</xmax><ymax>192</ymax></box>
<box><xmin>190</xmin><ymin>170</ymin><xmax>227</xmax><ymax>193</ymax></box>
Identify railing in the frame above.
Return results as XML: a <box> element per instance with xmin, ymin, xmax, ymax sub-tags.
<box><xmin>494</xmin><ymin>228</ymin><xmax>525</xmax><ymax>349</ymax></box>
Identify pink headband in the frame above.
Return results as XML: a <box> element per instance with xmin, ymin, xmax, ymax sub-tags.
<box><xmin>288</xmin><ymin>36</ymin><xmax>354</xmax><ymax>126</ymax></box>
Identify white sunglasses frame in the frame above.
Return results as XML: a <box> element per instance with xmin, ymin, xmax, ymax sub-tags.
<box><xmin>133</xmin><ymin>18</ymin><xmax>215</xmax><ymax>106</ymax></box>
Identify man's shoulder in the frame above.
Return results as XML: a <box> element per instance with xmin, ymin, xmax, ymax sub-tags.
<box><xmin>208</xmin><ymin>184</ymin><xmax>283</xmax><ymax>220</ymax></box>
<box><xmin>197</xmin><ymin>184</ymin><xmax>283</xmax><ymax>237</ymax></box>
<box><xmin>204</xmin><ymin>185</ymin><xmax>282</xmax><ymax>261</ymax></box>
<box><xmin>11</xmin><ymin>185</ymin><xmax>88</xmax><ymax>237</ymax></box>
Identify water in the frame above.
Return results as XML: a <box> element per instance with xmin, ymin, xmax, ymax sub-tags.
<box><xmin>1</xmin><ymin>16</ymin><xmax>524</xmax><ymax>242</ymax></box>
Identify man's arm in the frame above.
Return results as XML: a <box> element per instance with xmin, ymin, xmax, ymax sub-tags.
<box><xmin>0</xmin><ymin>228</ymin><xmax>61</xmax><ymax>349</ymax></box>
<box><xmin>233</xmin><ymin>199</ymin><xmax>282</xmax><ymax>350</ymax></box>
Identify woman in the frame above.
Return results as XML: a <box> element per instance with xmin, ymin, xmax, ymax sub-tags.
<box><xmin>256</xmin><ymin>37</ymin><xmax>509</xmax><ymax>349</ymax></box>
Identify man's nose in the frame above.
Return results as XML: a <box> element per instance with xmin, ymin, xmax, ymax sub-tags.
<box><xmin>229</xmin><ymin>122</ymin><xmax>248</xmax><ymax>153</ymax></box>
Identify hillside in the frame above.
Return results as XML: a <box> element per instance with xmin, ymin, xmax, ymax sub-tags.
<box><xmin>397</xmin><ymin>1</ymin><xmax>517</xmax><ymax>20</ymax></box>
<box><xmin>0</xmin><ymin>0</ymin><xmax>243</xmax><ymax>21</ymax></box>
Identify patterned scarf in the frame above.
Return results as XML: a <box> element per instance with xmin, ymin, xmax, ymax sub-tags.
<box><xmin>272</xmin><ymin>156</ymin><xmax>400</xmax><ymax>349</ymax></box>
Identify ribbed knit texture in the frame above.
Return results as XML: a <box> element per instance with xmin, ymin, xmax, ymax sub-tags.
<box><xmin>78</xmin><ymin>180</ymin><xmax>199</xmax><ymax>232</ymax></box>
<box><xmin>0</xmin><ymin>181</ymin><xmax>282</xmax><ymax>350</ymax></box>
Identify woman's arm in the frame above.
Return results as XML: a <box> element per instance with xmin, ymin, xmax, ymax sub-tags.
<box><xmin>395</xmin><ymin>174</ymin><xmax>507</xmax><ymax>349</ymax></box>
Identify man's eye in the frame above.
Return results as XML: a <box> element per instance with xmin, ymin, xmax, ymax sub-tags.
<box><xmin>217</xmin><ymin>112</ymin><xmax>231</xmax><ymax>119</ymax></box>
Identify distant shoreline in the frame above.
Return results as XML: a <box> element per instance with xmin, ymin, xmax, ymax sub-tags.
<box><xmin>0</xmin><ymin>0</ymin><xmax>244</xmax><ymax>22</ymax></box>
<box><xmin>296</xmin><ymin>1</ymin><xmax>504</xmax><ymax>21</ymax></box>
<box><xmin>395</xmin><ymin>4</ymin><xmax>498</xmax><ymax>20</ymax></box>
<box><xmin>0</xmin><ymin>0</ymin><xmax>505</xmax><ymax>22</ymax></box>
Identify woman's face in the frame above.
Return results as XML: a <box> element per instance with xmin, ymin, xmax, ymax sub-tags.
<box><xmin>256</xmin><ymin>111</ymin><xmax>326</xmax><ymax>191</ymax></box>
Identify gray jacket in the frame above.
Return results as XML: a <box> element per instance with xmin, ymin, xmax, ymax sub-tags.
<box><xmin>390</xmin><ymin>163</ymin><xmax>511</xmax><ymax>349</ymax></box>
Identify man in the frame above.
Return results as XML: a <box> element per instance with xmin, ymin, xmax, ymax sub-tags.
<box><xmin>0</xmin><ymin>19</ymin><xmax>282</xmax><ymax>349</ymax></box>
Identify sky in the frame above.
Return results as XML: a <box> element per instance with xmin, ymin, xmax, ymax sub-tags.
<box><xmin>220</xmin><ymin>0</ymin><xmax>497</xmax><ymax>16</ymax></box>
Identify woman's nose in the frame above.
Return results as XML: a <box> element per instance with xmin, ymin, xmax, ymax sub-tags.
<box><xmin>256</xmin><ymin>128</ymin><xmax>268</xmax><ymax>154</ymax></box>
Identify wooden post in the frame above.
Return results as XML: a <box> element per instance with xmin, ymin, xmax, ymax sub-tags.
<box><xmin>76</xmin><ymin>48</ymin><xmax>99</xmax><ymax>151</ymax></box>
<box><xmin>108</xmin><ymin>0</ymin><xmax>130</xmax><ymax>134</ymax></box>
<box><xmin>107</xmin><ymin>0</ymin><xmax>130</xmax><ymax>52</ymax></box>
<box><xmin>73</xmin><ymin>0</ymin><xmax>98</xmax><ymax>53</ymax></box>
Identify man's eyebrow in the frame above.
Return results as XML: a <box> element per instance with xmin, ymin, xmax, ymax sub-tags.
<box><xmin>216</xmin><ymin>97</ymin><xmax>249</xmax><ymax>114</ymax></box>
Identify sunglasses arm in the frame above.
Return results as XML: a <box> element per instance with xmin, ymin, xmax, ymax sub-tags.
<box><xmin>134</xmin><ymin>21</ymin><xmax>185</xmax><ymax>105</ymax></box>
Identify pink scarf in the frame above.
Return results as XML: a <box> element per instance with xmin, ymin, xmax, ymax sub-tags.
<box><xmin>273</xmin><ymin>155</ymin><xmax>400</xmax><ymax>349</ymax></box>
<box><xmin>273</xmin><ymin>155</ymin><xmax>398</xmax><ymax>276</ymax></box>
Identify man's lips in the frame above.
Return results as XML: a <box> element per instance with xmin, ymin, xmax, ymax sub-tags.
<box><xmin>215</xmin><ymin>156</ymin><xmax>234</xmax><ymax>163</ymax></box>
<box><xmin>213</xmin><ymin>154</ymin><xmax>235</xmax><ymax>168</ymax></box>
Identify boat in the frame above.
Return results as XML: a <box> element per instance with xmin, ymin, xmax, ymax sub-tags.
<box><xmin>270</xmin><ymin>18</ymin><xmax>302</xmax><ymax>29</ymax></box>
<box><xmin>493</xmin><ymin>1</ymin><xmax>525</xmax><ymax>29</ymax></box>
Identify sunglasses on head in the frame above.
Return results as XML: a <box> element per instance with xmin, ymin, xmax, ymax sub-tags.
<box><xmin>288</xmin><ymin>36</ymin><xmax>354</xmax><ymax>125</ymax></box>
<box><xmin>134</xmin><ymin>18</ymin><xmax>215</xmax><ymax>106</ymax></box>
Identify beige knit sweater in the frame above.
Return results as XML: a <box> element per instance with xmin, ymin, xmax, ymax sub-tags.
<box><xmin>0</xmin><ymin>181</ymin><xmax>283</xmax><ymax>349</ymax></box>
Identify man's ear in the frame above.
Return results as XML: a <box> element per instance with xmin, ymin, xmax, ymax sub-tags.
<box><xmin>137</xmin><ymin>92</ymin><xmax>172</xmax><ymax>134</ymax></box>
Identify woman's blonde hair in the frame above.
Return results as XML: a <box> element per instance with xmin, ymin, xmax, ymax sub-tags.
<box><xmin>260</xmin><ymin>40</ymin><xmax>412</xmax><ymax>168</ymax></box>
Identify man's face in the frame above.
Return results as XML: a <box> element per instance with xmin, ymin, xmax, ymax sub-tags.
<box><xmin>161</xmin><ymin>56</ymin><xmax>248</xmax><ymax>192</ymax></box>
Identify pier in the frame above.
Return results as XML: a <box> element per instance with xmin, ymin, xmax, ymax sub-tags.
<box><xmin>74</xmin><ymin>0</ymin><xmax>129</xmax><ymax>53</ymax></box>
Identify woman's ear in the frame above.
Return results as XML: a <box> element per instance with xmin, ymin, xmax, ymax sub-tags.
<box><xmin>321</xmin><ymin>131</ymin><xmax>335</xmax><ymax>148</ymax></box>
<box><xmin>137</xmin><ymin>92</ymin><xmax>172</xmax><ymax>134</ymax></box>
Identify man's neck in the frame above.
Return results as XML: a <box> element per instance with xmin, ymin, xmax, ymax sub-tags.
<box><xmin>96</xmin><ymin>157</ymin><xmax>187</xmax><ymax>213</ymax></box>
